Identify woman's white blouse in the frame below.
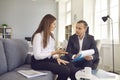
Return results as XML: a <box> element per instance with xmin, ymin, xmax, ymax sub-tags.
<box><xmin>33</xmin><ymin>33</ymin><xmax>57</xmax><ymax>60</ymax></box>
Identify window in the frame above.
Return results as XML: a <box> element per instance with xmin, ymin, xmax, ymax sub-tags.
<box><xmin>94</xmin><ymin>0</ymin><xmax>108</xmax><ymax>40</ymax></box>
<box><xmin>66</xmin><ymin>0</ymin><xmax>71</xmax><ymax>25</ymax></box>
<box><xmin>94</xmin><ymin>0</ymin><xmax>119</xmax><ymax>43</ymax></box>
<box><xmin>110</xmin><ymin>0</ymin><xmax>119</xmax><ymax>42</ymax></box>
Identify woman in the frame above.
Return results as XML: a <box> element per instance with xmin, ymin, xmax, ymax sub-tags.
<box><xmin>31</xmin><ymin>14</ymin><xmax>78</xmax><ymax>80</ymax></box>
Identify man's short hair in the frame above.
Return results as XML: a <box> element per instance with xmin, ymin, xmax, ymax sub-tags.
<box><xmin>77</xmin><ymin>20</ymin><xmax>88</xmax><ymax>27</ymax></box>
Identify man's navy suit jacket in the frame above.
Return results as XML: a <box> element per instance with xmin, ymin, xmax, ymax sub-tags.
<box><xmin>65</xmin><ymin>33</ymin><xmax>99</xmax><ymax>62</ymax></box>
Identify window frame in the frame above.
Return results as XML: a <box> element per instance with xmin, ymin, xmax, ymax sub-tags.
<box><xmin>65</xmin><ymin>0</ymin><xmax>71</xmax><ymax>25</ymax></box>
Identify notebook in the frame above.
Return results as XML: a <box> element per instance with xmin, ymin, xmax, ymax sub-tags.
<box><xmin>72</xmin><ymin>49</ymin><xmax>95</xmax><ymax>62</ymax></box>
<box><xmin>18</xmin><ymin>69</ymin><xmax>47</xmax><ymax>78</ymax></box>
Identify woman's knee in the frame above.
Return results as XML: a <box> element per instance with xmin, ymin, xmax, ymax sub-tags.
<box><xmin>62</xmin><ymin>67</ymin><xmax>70</xmax><ymax>76</ymax></box>
<box><xmin>58</xmin><ymin>66</ymin><xmax>70</xmax><ymax>77</ymax></box>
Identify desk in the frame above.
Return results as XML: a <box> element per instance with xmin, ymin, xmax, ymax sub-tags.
<box><xmin>75</xmin><ymin>69</ymin><xmax>120</xmax><ymax>80</ymax></box>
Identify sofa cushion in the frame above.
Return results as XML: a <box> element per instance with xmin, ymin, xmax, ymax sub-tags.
<box><xmin>3</xmin><ymin>39</ymin><xmax>29</xmax><ymax>71</ymax></box>
<box><xmin>0</xmin><ymin>64</ymin><xmax>55</xmax><ymax>80</ymax></box>
<box><xmin>0</xmin><ymin>39</ymin><xmax>7</xmax><ymax>75</ymax></box>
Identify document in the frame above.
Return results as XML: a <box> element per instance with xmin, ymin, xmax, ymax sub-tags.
<box><xmin>18</xmin><ymin>70</ymin><xmax>47</xmax><ymax>78</ymax></box>
<box><xmin>72</xmin><ymin>49</ymin><xmax>95</xmax><ymax>62</ymax></box>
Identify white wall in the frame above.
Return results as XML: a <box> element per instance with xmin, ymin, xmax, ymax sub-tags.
<box><xmin>71</xmin><ymin>0</ymin><xmax>83</xmax><ymax>23</ymax></box>
<box><xmin>71</xmin><ymin>0</ymin><xmax>95</xmax><ymax>35</ymax></box>
<box><xmin>0</xmin><ymin>0</ymin><xmax>57</xmax><ymax>39</ymax></box>
<box><xmin>100</xmin><ymin>44</ymin><xmax>120</xmax><ymax>73</ymax></box>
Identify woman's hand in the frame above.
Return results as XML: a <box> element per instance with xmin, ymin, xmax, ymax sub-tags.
<box><xmin>52</xmin><ymin>49</ymin><xmax>68</xmax><ymax>55</ymax></box>
<box><xmin>57</xmin><ymin>58</ymin><xmax>69</xmax><ymax>65</ymax></box>
<box><xmin>84</xmin><ymin>56</ymin><xmax>93</xmax><ymax>61</ymax></box>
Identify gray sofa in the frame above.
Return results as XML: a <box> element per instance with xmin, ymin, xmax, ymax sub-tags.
<box><xmin>0</xmin><ymin>39</ymin><xmax>55</xmax><ymax>80</ymax></box>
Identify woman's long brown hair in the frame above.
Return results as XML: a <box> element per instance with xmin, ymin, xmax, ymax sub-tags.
<box><xmin>31</xmin><ymin>14</ymin><xmax>56</xmax><ymax>48</ymax></box>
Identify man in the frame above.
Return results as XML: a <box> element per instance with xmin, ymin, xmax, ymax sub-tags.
<box><xmin>65</xmin><ymin>20</ymin><xmax>99</xmax><ymax>70</ymax></box>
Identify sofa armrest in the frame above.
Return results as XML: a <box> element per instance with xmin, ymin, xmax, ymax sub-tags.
<box><xmin>25</xmin><ymin>54</ymin><xmax>32</xmax><ymax>64</ymax></box>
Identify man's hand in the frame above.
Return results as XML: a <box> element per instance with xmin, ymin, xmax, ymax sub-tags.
<box><xmin>73</xmin><ymin>53</ymin><xmax>80</xmax><ymax>59</ymax></box>
<box><xmin>57</xmin><ymin>58</ymin><xmax>69</xmax><ymax>65</ymax></box>
<box><xmin>84</xmin><ymin>56</ymin><xmax>93</xmax><ymax>61</ymax></box>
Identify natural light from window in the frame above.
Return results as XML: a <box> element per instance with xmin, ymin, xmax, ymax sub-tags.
<box><xmin>94</xmin><ymin>0</ymin><xmax>119</xmax><ymax>43</ymax></box>
<box><xmin>66</xmin><ymin>0</ymin><xmax>71</xmax><ymax>25</ymax></box>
